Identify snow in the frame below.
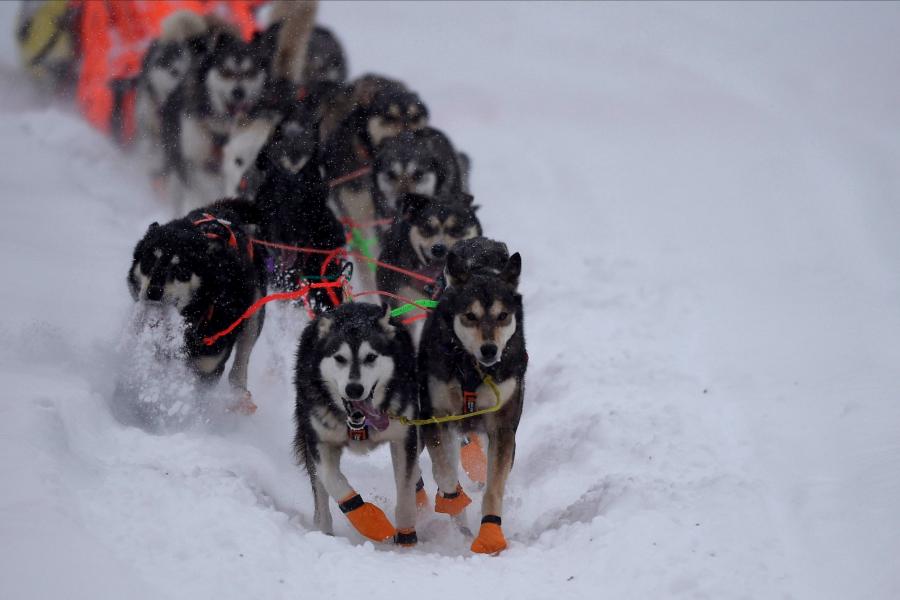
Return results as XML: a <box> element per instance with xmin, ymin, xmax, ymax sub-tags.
<box><xmin>2</xmin><ymin>2</ymin><xmax>900</xmax><ymax>598</ymax></box>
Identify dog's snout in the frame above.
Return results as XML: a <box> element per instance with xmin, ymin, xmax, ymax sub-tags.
<box><xmin>480</xmin><ymin>343</ymin><xmax>498</xmax><ymax>360</ymax></box>
<box><xmin>231</xmin><ymin>86</ymin><xmax>246</xmax><ymax>102</ymax></box>
<box><xmin>431</xmin><ymin>244</ymin><xmax>447</xmax><ymax>259</ymax></box>
<box><xmin>146</xmin><ymin>285</ymin><xmax>164</xmax><ymax>302</ymax></box>
<box><xmin>345</xmin><ymin>382</ymin><xmax>365</xmax><ymax>399</ymax></box>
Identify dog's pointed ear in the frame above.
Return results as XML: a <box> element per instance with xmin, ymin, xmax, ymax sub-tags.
<box><xmin>459</xmin><ymin>192</ymin><xmax>475</xmax><ymax>207</ymax></box>
<box><xmin>400</xmin><ymin>194</ymin><xmax>429</xmax><ymax>220</ymax></box>
<box><xmin>501</xmin><ymin>252</ymin><xmax>522</xmax><ymax>286</ymax></box>
<box><xmin>445</xmin><ymin>251</ymin><xmax>470</xmax><ymax>287</ymax></box>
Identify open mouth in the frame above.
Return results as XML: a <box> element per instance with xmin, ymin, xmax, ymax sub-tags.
<box><xmin>343</xmin><ymin>382</ymin><xmax>389</xmax><ymax>431</ymax></box>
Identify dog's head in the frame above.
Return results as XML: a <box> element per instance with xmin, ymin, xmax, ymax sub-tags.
<box><xmin>142</xmin><ymin>40</ymin><xmax>192</xmax><ymax>103</ymax></box>
<box><xmin>128</xmin><ymin>222</ymin><xmax>208</xmax><ymax>310</ymax></box>
<box><xmin>374</xmin><ymin>131</ymin><xmax>440</xmax><ymax>211</ymax></box>
<box><xmin>312</xmin><ymin>303</ymin><xmax>404</xmax><ymax>427</ymax></box>
<box><xmin>204</xmin><ymin>25</ymin><xmax>279</xmax><ymax>118</ymax></box>
<box><xmin>256</xmin><ymin>106</ymin><xmax>320</xmax><ymax>176</ymax></box>
<box><xmin>366</xmin><ymin>88</ymin><xmax>428</xmax><ymax>147</ymax></box>
<box><xmin>400</xmin><ymin>192</ymin><xmax>481</xmax><ymax>267</ymax></box>
<box><xmin>303</xmin><ymin>26</ymin><xmax>347</xmax><ymax>84</ymax></box>
<box><xmin>443</xmin><ymin>237</ymin><xmax>510</xmax><ymax>288</ymax></box>
<box><xmin>444</xmin><ymin>252</ymin><xmax>522</xmax><ymax>367</ymax></box>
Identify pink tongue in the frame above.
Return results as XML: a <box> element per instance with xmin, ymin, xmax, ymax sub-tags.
<box><xmin>351</xmin><ymin>399</ymin><xmax>389</xmax><ymax>431</ymax></box>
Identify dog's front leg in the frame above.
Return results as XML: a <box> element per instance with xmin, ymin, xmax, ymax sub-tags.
<box><xmin>315</xmin><ymin>443</ymin><xmax>396</xmax><ymax>543</ymax></box>
<box><xmin>390</xmin><ymin>428</ymin><xmax>420</xmax><ymax>546</ymax></box>
<box><xmin>471</xmin><ymin>425</ymin><xmax>516</xmax><ymax>554</ymax></box>
<box><xmin>226</xmin><ymin>300</ymin><xmax>263</xmax><ymax>414</ymax></box>
<box><xmin>422</xmin><ymin>423</ymin><xmax>472</xmax><ymax>518</ymax></box>
<box><xmin>309</xmin><ymin>468</ymin><xmax>333</xmax><ymax>535</ymax></box>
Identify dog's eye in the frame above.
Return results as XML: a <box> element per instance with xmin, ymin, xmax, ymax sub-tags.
<box><xmin>419</xmin><ymin>224</ymin><xmax>437</xmax><ymax>237</ymax></box>
<box><xmin>497</xmin><ymin>312</ymin><xmax>509</xmax><ymax>322</ymax></box>
<box><xmin>465</xmin><ymin>312</ymin><xmax>478</xmax><ymax>323</ymax></box>
<box><xmin>386</xmin><ymin>171</ymin><xmax>398</xmax><ymax>181</ymax></box>
<box><xmin>411</xmin><ymin>170</ymin><xmax>423</xmax><ymax>181</ymax></box>
<box><xmin>363</xmin><ymin>353</ymin><xmax>378</xmax><ymax>364</ymax></box>
<box><xmin>172</xmin><ymin>266</ymin><xmax>191</xmax><ymax>282</ymax></box>
<box><xmin>334</xmin><ymin>355</ymin><xmax>348</xmax><ymax>365</ymax></box>
<box><xmin>235</xmin><ymin>157</ymin><xmax>244</xmax><ymax>167</ymax></box>
<box><xmin>447</xmin><ymin>225</ymin><xmax>464</xmax><ymax>238</ymax></box>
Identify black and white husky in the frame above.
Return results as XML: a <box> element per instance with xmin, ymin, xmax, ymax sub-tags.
<box><xmin>125</xmin><ymin>199</ymin><xmax>267</xmax><ymax>413</ymax></box>
<box><xmin>417</xmin><ymin>246</ymin><xmax>527</xmax><ymax>554</ymax></box>
<box><xmin>294</xmin><ymin>303</ymin><xmax>420</xmax><ymax>545</ymax></box>
<box><xmin>134</xmin><ymin>10</ymin><xmax>226</xmax><ymax>186</ymax></box>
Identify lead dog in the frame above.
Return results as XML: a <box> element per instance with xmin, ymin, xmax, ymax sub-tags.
<box><xmin>417</xmin><ymin>246</ymin><xmax>526</xmax><ymax>554</ymax></box>
<box><xmin>294</xmin><ymin>303</ymin><xmax>421</xmax><ymax>545</ymax></box>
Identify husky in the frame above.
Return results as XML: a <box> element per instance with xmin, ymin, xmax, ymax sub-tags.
<box><xmin>377</xmin><ymin>192</ymin><xmax>482</xmax><ymax>309</ymax></box>
<box><xmin>372</xmin><ymin>127</ymin><xmax>470</xmax><ymax>217</ymax></box>
<box><xmin>294</xmin><ymin>303</ymin><xmax>420</xmax><ymax>545</ymax></box>
<box><xmin>252</xmin><ymin>107</ymin><xmax>346</xmax><ymax>310</ymax></box>
<box><xmin>133</xmin><ymin>10</ymin><xmax>227</xmax><ymax>186</ymax></box>
<box><xmin>126</xmin><ymin>199</ymin><xmax>267</xmax><ymax>413</ymax></box>
<box><xmin>304</xmin><ymin>25</ymin><xmax>347</xmax><ymax>86</ymax></box>
<box><xmin>169</xmin><ymin>24</ymin><xmax>281</xmax><ymax>210</ymax></box>
<box><xmin>417</xmin><ymin>248</ymin><xmax>526</xmax><ymax>554</ymax></box>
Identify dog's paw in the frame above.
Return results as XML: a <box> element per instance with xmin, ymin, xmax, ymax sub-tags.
<box><xmin>394</xmin><ymin>528</ymin><xmax>417</xmax><ymax>547</ymax></box>
<box><xmin>434</xmin><ymin>483</ymin><xmax>471</xmax><ymax>516</ymax></box>
<box><xmin>339</xmin><ymin>493</ymin><xmax>396</xmax><ymax>542</ymax></box>
<box><xmin>471</xmin><ymin>516</ymin><xmax>507</xmax><ymax>555</ymax></box>
<box><xmin>460</xmin><ymin>435</ymin><xmax>487</xmax><ymax>484</ymax></box>
<box><xmin>228</xmin><ymin>390</ymin><xmax>258</xmax><ymax>415</ymax></box>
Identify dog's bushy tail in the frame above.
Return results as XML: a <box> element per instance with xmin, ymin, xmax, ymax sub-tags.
<box><xmin>270</xmin><ymin>0</ymin><xmax>319</xmax><ymax>85</ymax></box>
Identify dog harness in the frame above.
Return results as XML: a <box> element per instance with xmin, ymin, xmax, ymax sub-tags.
<box><xmin>192</xmin><ymin>212</ymin><xmax>254</xmax><ymax>261</ymax></box>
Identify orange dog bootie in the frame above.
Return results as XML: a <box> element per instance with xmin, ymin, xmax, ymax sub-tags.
<box><xmin>471</xmin><ymin>515</ymin><xmax>507</xmax><ymax>554</ymax></box>
<box><xmin>460</xmin><ymin>435</ymin><xmax>487</xmax><ymax>484</ymax></box>
<box><xmin>434</xmin><ymin>483</ymin><xmax>471</xmax><ymax>516</ymax></box>
<box><xmin>339</xmin><ymin>492</ymin><xmax>396</xmax><ymax>542</ymax></box>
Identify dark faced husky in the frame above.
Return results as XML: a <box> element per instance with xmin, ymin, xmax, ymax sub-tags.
<box><xmin>372</xmin><ymin>127</ymin><xmax>469</xmax><ymax>216</ymax></box>
<box><xmin>294</xmin><ymin>303</ymin><xmax>420</xmax><ymax>545</ymax></box>
<box><xmin>377</xmin><ymin>192</ymin><xmax>482</xmax><ymax>308</ymax></box>
<box><xmin>126</xmin><ymin>199</ymin><xmax>267</xmax><ymax>411</ymax></box>
<box><xmin>417</xmin><ymin>248</ymin><xmax>527</xmax><ymax>554</ymax></box>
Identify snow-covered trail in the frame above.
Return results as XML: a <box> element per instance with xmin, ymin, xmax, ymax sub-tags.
<box><xmin>2</xmin><ymin>2</ymin><xmax>900</xmax><ymax>599</ymax></box>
